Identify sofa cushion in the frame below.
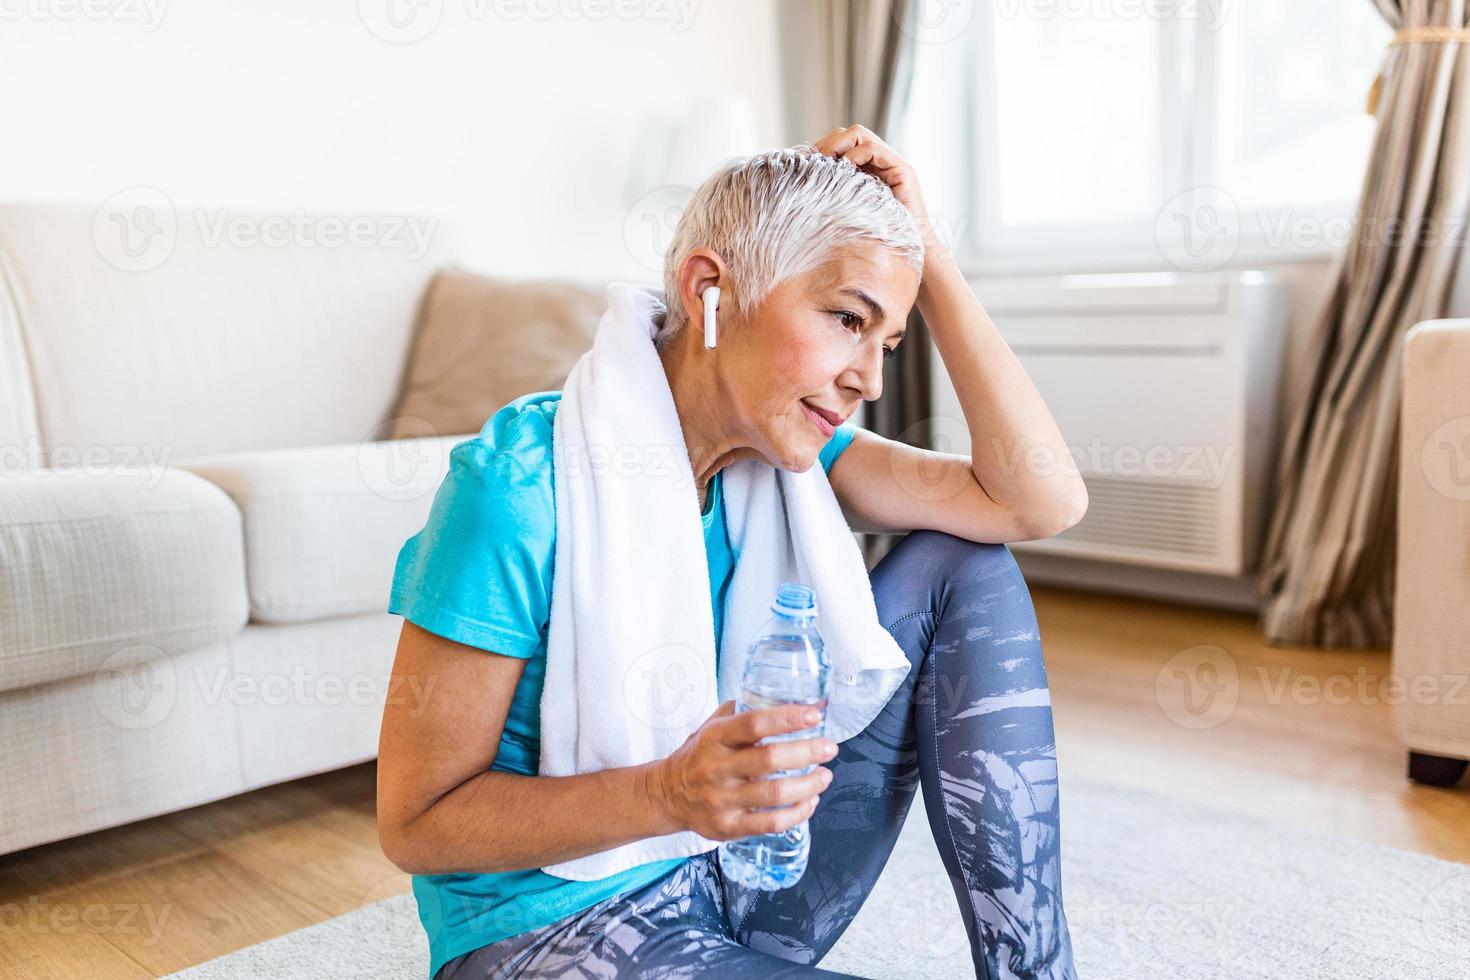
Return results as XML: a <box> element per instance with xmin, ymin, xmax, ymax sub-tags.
<box><xmin>181</xmin><ymin>436</ymin><xmax>464</xmax><ymax>624</ymax></box>
<box><xmin>389</xmin><ymin>268</ymin><xmax>606</xmax><ymax>439</ymax></box>
<box><xmin>0</xmin><ymin>468</ymin><xmax>248</xmax><ymax>693</ymax></box>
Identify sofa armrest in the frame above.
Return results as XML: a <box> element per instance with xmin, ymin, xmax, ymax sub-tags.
<box><xmin>1393</xmin><ymin>318</ymin><xmax>1470</xmax><ymax>758</ymax></box>
<box><xmin>0</xmin><ymin>467</ymin><xmax>248</xmax><ymax>693</ymax></box>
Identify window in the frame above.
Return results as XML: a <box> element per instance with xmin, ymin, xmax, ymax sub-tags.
<box><xmin>897</xmin><ymin>1</ymin><xmax>1392</xmax><ymax>272</ymax></box>
<box><xmin>1215</xmin><ymin>3</ymin><xmax>1388</xmax><ymax>211</ymax></box>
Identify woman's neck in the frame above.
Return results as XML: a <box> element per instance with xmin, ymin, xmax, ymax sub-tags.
<box><xmin>657</xmin><ymin>328</ymin><xmax>748</xmax><ymax>511</ymax></box>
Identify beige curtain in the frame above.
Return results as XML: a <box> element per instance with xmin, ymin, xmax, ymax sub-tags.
<box><xmin>1257</xmin><ymin>0</ymin><xmax>1470</xmax><ymax>647</ymax></box>
<box><xmin>779</xmin><ymin>0</ymin><xmax>928</xmax><ymax>567</ymax></box>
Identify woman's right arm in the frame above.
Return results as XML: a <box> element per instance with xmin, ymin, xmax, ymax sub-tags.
<box><xmin>376</xmin><ymin>620</ymin><xmax>837</xmax><ymax>876</ymax></box>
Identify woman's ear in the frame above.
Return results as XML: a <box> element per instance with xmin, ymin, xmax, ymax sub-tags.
<box><xmin>676</xmin><ymin>247</ymin><xmax>725</xmax><ymax>340</ymax></box>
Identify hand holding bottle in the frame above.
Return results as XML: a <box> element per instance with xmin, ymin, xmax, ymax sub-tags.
<box><xmin>652</xmin><ymin>700</ymin><xmax>835</xmax><ymax>842</ymax></box>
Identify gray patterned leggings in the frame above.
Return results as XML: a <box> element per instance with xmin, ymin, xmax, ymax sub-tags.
<box><xmin>439</xmin><ymin>530</ymin><xmax>1077</xmax><ymax>979</ymax></box>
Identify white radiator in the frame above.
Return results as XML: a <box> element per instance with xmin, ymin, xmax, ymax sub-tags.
<box><xmin>928</xmin><ymin>271</ymin><xmax>1289</xmax><ymax>575</ymax></box>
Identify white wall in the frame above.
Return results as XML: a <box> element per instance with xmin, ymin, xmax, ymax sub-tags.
<box><xmin>0</xmin><ymin>0</ymin><xmax>786</xmax><ymax>281</ymax></box>
<box><xmin>0</xmin><ymin>2</ymin><xmax>1361</xmax><ymax>442</ymax></box>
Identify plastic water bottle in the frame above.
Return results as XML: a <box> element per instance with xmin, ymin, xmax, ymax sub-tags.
<box><xmin>717</xmin><ymin>582</ymin><xmax>831</xmax><ymax>891</ymax></box>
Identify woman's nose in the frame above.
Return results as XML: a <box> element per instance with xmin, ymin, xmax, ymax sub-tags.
<box><xmin>844</xmin><ymin>345</ymin><xmax>885</xmax><ymax>401</ymax></box>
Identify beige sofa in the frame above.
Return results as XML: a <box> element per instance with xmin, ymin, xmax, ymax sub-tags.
<box><xmin>1395</xmin><ymin>317</ymin><xmax>1470</xmax><ymax>788</ymax></box>
<box><xmin>0</xmin><ymin>202</ymin><xmax>477</xmax><ymax>855</ymax></box>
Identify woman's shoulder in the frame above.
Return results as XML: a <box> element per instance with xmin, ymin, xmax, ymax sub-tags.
<box><xmin>390</xmin><ymin>391</ymin><xmax>564</xmax><ymax>657</ymax></box>
<box><xmin>450</xmin><ymin>390</ymin><xmax>563</xmax><ymax>479</ymax></box>
<box><xmin>478</xmin><ymin>388</ymin><xmax>563</xmax><ymax>449</ymax></box>
<box><xmin>431</xmin><ymin>391</ymin><xmax>566</xmax><ymax>545</ymax></box>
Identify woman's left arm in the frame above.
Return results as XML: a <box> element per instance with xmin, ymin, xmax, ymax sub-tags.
<box><xmin>814</xmin><ymin>125</ymin><xmax>1088</xmax><ymax>543</ymax></box>
<box><xmin>911</xmin><ymin>246</ymin><xmax>1088</xmax><ymax>536</ymax></box>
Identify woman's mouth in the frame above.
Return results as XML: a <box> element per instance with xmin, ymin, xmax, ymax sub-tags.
<box><xmin>800</xmin><ymin>400</ymin><xmax>837</xmax><ymax>438</ymax></box>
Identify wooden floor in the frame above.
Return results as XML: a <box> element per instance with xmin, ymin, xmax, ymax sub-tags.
<box><xmin>4</xmin><ymin>585</ymin><xmax>1467</xmax><ymax>979</ymax></box>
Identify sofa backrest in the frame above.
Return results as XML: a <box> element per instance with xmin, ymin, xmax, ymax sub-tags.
<box><xmin>0</xmin><ymin>200</ymin><xmax>453</xmax><ymax>467</ymax></box>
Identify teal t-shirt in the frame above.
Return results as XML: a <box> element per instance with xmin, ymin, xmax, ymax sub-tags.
<box><xmin>388</xmin><ymin>389</ymin><xmax>859</xmax><ymax>978</ymax></box>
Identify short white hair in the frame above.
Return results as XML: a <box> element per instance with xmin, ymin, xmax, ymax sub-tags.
<box><xmin>655</xmin><ymin>143</ymin><xmax>925</xmax><ymax>349</ymax></box>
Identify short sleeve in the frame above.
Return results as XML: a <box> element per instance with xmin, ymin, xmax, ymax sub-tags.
<box><xmin>387</xmin><ymin>419</ymin><xmax>556</xmax><ymax>659</ymax></box>
<box><xmin>818</xmin><ymin>420</ymin><xmax>862</xmax><ymax>474</ymax></box>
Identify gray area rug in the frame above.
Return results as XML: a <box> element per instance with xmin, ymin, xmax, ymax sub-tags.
<box><xmin>166</xmin><ymin>774</ymin><xmax>1470</xmax><ymax>979</ymax></box>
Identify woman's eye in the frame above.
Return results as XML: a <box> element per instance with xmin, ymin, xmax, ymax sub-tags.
<box><xmin>882</xmin><ymin>346</ymin><xmax>896</xmax><ymax>360</ymax></box>
<box><xmin>834</xmin><ymin>310</ymin><xmax>863</xmax><ymax>331</ymax></box>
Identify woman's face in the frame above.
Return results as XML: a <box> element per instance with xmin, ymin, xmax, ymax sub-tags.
<box><xmin>724</xmin><ymin>240</ymin><xmax>920</xmax><ymax>471</ymax></box>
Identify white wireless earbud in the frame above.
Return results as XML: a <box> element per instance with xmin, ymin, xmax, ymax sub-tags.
<box><xmin>701</xmin><ymin>285</ymin><xmax>720</xmax><ymax>349</ymax></box>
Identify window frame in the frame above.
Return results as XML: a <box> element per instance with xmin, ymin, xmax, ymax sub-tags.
<box><xmin>954</xmin><ymin>4</ymin><xmax>1370</xmax><ymax>276</ymax></box>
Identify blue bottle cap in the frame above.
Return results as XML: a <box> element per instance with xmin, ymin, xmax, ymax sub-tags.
<box><xmin>772</xmin><ymin>582</ymin><xmax>817</xmax><ymax>617</ymax></box>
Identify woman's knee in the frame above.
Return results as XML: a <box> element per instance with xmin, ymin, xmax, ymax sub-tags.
<box><xmin>872</xmin><ymin>530</ymin><xmax>1049</xmax><ymax>697</ymax></box>
<box><xmin>872</xmin><ymin>529</ymin><xmax>1032</xmax><ymax>619</ymax></box>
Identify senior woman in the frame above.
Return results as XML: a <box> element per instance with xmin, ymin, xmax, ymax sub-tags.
<box><xmin>378</xmin><ymin>125</ymin><xmax>1086</xmax><ymax>980</ymax></box>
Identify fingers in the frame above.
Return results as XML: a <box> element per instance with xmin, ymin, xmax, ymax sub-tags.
<box><xmin>811</xmin><ymin>126</ymin><xmax>846</xmax><ymax>150</ymax></box>
<box><xmin>712</xmin><ymin>704</ymin><xmax>822</xmax><ymax>747</ymax></box>
<box><xmin>725</xmin><ymin>735</ymin><xmax>837</xmax><ymax>779</ymax></box>
<box><xmin>727</xmin><ymin>794</ymin><xmax>822</xmax><ymax>839</ymax></box>
<box><xmin>813</xmin><ymin>122</ymin><xmax>875</xmax><ymax>148</ymax></box>
<box><xmin>673</xmin><ymin>704</ymin><xmax>838</xmax><ymax>841</ymax></box>
<box><xmin>815</xmin><ymin>127</ymin><xmax>928</xmax><ymax>232</ymax></box>
<box><xmin>727</xmin><ymin>766</ymin><xmax>832</xmax><ymax>809</ymax></box>
<box><xmin>813</xmin><ymin>123</ymin><xmax>895</xmax><ymax>169</ymax></box>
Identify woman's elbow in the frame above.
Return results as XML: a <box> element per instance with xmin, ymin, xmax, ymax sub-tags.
<box><xmin>377</xmin><ymin>785</ymin><xmax>444</xmax><ymax>874</ymax></box>
<box><xmin>378</xmin><ymin>815</ymin><xmax>429</xmax><ymax>875</ymax></box>
<box><xmin>1021</xmin><ymin>484</ymin><xmax>1089</xmax><ymax>540</ymax></box>
<box><xmin>1057</xmin><ymin>482</ymin><xmax>1089</xmax><ymax>531</ymax></box>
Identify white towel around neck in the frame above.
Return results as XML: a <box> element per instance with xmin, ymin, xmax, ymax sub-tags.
<box><xmin>539</xmin><ymin>281</ymin><xmax>911</xmax><ymax>881</ymax></box>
